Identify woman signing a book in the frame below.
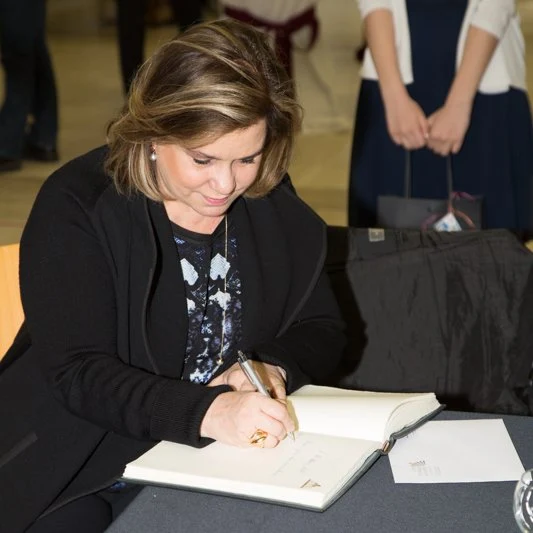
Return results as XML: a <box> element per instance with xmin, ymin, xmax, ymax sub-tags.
<box><xmin>0</xmin><ymin>19</ymin><xmax>346</xmax><ymax>533</ymax></box>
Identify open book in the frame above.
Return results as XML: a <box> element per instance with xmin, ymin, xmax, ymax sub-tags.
<box><xmin>122</xmin><ymin>385</ymin><xmax>443</xmax><ymax>511</ymax></box>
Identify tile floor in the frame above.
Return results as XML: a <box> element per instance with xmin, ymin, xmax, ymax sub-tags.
<box><xmin>1</xmin><ymin>1</ymin><xmax>533</xmax><ymax>245</ymax></box>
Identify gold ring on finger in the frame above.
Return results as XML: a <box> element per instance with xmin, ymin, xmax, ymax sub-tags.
<box><xmin>249</xmin><ymin>429</ymin><xmax>268</xmax><ymax>447</ymax></box>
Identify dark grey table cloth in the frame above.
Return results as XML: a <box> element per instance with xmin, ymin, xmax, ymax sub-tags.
<box><xmin>106</xmin><ymin>411</ymin><xmax>533</xmax><ymax>533</ymax></box>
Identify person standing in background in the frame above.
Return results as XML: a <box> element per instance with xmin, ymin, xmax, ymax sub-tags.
<box><xmin>349</xmin><ymin>0</ymin><xmax>533</xmax><ymax>234</ymax></box>
<box><xmin>219</xmin><ymin>0</ymin><xmax>320</xmax><ymax>78</ymax></box>
<box><xmin>116</xmin><ymin>0</ymin><xmax>204</xmax><ymax>94</ymax></box>
<box><xmin>0</xmin><ymin>0</ymin><xmax>59</xmax><ymax>172</ymax></box>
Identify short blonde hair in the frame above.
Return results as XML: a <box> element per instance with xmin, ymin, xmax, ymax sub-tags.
<box><xmin>105</xmin><ymin>18</ymin><xmax>302</xmax><ymax>200</ymax></box>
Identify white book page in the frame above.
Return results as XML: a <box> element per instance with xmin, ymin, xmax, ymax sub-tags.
<box><xmin>289</xmin><ymin>385</ymin><xmax>439</xmax><ymax>441</ymax></box>
<box><xmin>123</xmin><ymin>433</ymin><xmax>381</xmax><ymax>508</ymax></box>
<box><xmin>388</xmin><ymin>419</ymin><xmax>525</xmax><ymax>483</ymax></box>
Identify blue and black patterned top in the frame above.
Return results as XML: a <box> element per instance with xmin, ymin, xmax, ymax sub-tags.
<box><xmin>171</xmin><ymin>217</ymin><xmax>242</xmax><ymax>384</ymax></box>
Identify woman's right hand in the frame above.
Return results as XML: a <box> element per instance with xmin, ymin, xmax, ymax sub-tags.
<box><xmin>383</xmin><ymin>91</ymin><xmax>429</xmax><ymax>150</ymax></box>
<box><xmin>200</xmin><ymin>391</ymin><xmax>295</xmax><ymax>448</ymax></box>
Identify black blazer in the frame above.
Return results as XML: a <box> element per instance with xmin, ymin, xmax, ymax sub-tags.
<box><xmin>0</xmin><ymin>146</ymin><xmax>345</xmax><ymax>532</ymax></box>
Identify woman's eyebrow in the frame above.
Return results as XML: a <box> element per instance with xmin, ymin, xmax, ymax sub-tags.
<box><xmin>188</xmin><ymin>147</ymin><xmax>264</xmax><ymax>160</ymax></box>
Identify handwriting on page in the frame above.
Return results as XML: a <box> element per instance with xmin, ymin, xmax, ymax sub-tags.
<box><xmin>409</xmin><ymin>460</ymin><xmax>442</xmax><ymax>477</ymax></box>
<box><xmin>271</xmin><ymin>439</ymin><xmax>327</xmax><ymax>489</ymax></box>
<box><xmin>300</xmin><ymin>479</ymin><xmax>321</xmax><ymax>489</ymax></box>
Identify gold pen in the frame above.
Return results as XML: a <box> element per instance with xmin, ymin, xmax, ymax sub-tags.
<box><xmin>237</xmin><ymin>350</ymin><xmax>295</xmax><ymax>441</ymax></box>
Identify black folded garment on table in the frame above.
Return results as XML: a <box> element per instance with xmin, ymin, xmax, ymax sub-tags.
<box><xmin>324</xmin><ymin>226</ymin><xmax>533</xmax><ymax>415</ymax></box>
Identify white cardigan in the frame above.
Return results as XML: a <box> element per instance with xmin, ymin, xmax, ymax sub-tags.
<box><xmin>358</xmin><ymin>0</ymin><xmax>526</xmax><ymax>94</ymax></box>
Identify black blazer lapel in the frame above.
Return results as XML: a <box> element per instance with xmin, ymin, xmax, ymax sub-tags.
<box><xmin>272</xmin><ymin>185</ymin><xmax>326</xmax><ymax>333</ymax></box>
<box><xmin>237</xmin><ymin>194</ymin><xmax>293</xmax><ymax>348</ymax></box>
<box><xmin>141</xmin><ymin>200</ymin><xmax>189</xmax><ymax>378</ymax></box>
<box><xmin>232</xmin><ymin>198</ymin><xmax>273</xmax><ymax>349</ymax></box>
<box><xmin>238</xmin><ymin>184</ymin><xmax>325</xmax><ymax>345</ymax></box>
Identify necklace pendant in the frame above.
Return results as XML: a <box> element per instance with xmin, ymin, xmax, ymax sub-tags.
<box><xmin>216</xmin><ymin>357</ymin><xmax>223</xmax><ymax>366</ymax></box>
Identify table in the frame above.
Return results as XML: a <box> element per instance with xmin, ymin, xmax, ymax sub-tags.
<box><xmin>106</xmin><ymin>411</ymin><xmax>533</xmax><ymax>533</ymax></box>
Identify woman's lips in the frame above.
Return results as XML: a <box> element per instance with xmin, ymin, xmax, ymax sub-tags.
<box><xmin>204</xmin><ymin>195</ymin><xmax>230</xmax><ymax>206</ymax></box>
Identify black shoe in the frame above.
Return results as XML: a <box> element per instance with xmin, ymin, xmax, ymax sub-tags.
<box><xmin>0</xmin><ymin>157</ymin><xmax>22</xmax><ymax>172</ymax></box>
<box><xmin>24</xmin><ymin>143</ymin><xmax>59</xmax><ymax>162</ymax></box>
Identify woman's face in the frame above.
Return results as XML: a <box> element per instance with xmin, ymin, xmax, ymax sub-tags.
<box><xmin>156</xmin><ymin>119</ymin><xmax>267</xmax><ymax>232</ymax></box>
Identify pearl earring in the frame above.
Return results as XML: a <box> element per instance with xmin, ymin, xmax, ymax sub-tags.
<box><xmin>149</xmin><ymin>148</ymin><xmax>157</xmax><ymax>162</ymax></box>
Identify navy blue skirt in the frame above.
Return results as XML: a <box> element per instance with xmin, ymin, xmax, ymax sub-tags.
<box><xmin>348</xmin><ymin>0</ymin><xmax>533</xmax><ymax>232</ymax></box>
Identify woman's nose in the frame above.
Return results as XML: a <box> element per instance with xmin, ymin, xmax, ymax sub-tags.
<box><xmin>210</xmin><ymin>164</ymin><xmax>236</xmax><ymax>195</ymax></box>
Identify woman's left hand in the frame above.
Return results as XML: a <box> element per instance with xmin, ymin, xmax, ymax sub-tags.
<box><xmin>427</xmin><ymin>101</ymin><xmax>472</xmax><ymax>156</ymax></box>
<box><xmin>209</xmin><ymin>361</ymin><xmax>288</xmax><ymax>400</ymax></box>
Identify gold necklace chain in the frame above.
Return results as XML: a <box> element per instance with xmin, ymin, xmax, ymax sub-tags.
<box><xmin>216</xmin><ymin>214</ymin><xmax>228</xmax><ymax>367</ymax></box>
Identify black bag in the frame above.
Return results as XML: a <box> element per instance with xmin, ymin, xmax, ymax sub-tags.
<box><xmin>377</xmin><ymin>153</ymin><xmax>483</xmax><ymax>230</ymax></box>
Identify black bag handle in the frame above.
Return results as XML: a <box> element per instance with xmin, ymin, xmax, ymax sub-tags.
<box><xmin>404</xmin><ymin>150</ymin><xmax>453</xmax><ymax>198</ymax></box>
<box><xmin>404</xmin><ymin>151</ymin><xmax>477</xmax><ymax>230</ymax></box>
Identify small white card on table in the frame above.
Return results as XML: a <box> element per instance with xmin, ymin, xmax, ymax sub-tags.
<box><xmin>388</xmin><ymin>419</ymin><xmax>524</xmax><ymax>483</ymax></box>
